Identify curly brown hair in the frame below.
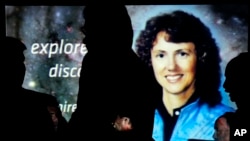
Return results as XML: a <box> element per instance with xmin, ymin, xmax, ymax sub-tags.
<box><xmin>135</xmin><ymin>10</ymin><xmax>222</xmax><ymax>106</ymax></box>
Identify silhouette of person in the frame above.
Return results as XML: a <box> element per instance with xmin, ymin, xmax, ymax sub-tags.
<box><xmin>46</xmin><ymin>98</ymin><xmax>69</xmax><ymax>140</ymax></box>
<box><xmin>213</xmin><ymin>52</ymin><xmax>249</xmax><ymax>141</ymax></box>
<box><xmin>68</xmin><ymin>3</ymin><xmax>157</xmax><ymax>141</ymax></box>
<box><xmin>135</xmin><ymin>10</ymin><xmax>235</xmax><ymax>141</ymax></box>
<box><xmin>5</xmin><ymin>36</ymin><xmax>65</xmax><ymax>140</ymax></box>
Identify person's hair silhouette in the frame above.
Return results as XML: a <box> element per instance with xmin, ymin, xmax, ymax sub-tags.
<box><xmin>81</xmin><ymin>4</ymin><xmax>133</xmax><ymax>53</ymax></box>
<box><xmin>68</xmin><ymin>4</ymin><xmax>157</xmax><ymax>141</ymax></box>
<box><xmin>5</xmin><ymin>36</ymin><xmax>26</xmax><ymax>89</ymax></box>
<box><xmin>5</xmin><ymin>36</ymin><xmax>64</xmax><ymax>140</ymax></box>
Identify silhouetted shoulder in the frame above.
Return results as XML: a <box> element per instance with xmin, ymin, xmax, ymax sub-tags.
<box><xmin>22</xmin><ymin>88</ymin><xmax>59</xmax><ymax>106</ymax></box>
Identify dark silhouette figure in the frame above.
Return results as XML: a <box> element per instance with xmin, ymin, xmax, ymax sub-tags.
<box><xmin>213</xmin><ymin>52</ymin><xmax>249</xmax><ymax>141</ymax></box>
<box><xmin>224</xmin><ymin>52</ymin><xmax>249</xmax><ymax>118</ymax></box>
<box><xmin>68</xmin><ymin>4</ymin><xmax>157</xmax><ymax>141</ymax></box>
<box><xmin>46</xmin><ymin>98</ymin><xmax>69</xmax><ymax>139</ymax></box>
<box><xmin>5</xmin><ymin>36</ymin><xmax>66</xmax><ymax>140</ymax></box>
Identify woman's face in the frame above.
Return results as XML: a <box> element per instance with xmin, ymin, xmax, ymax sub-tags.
<box><xmin>150</xmin><ymin>31</ymin><xmax>197</xmax><ymax>95</ymax></box>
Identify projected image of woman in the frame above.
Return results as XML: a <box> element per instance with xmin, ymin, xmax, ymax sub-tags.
<box><xmin>135</xmin><ymin>10</ymin><xmax>235</xmax><ymax>141</ymax></box>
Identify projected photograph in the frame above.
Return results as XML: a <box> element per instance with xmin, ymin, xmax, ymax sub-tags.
<box><xmin>5</xmin><ymin>4</ymin><xmax>248</xmax><ymax>124</ymax></box>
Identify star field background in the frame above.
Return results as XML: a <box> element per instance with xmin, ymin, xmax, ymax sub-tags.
<box><xmin>5</xmin><ymin>5</ymin><xmax>248</xmax><ymax>121</ymax></box>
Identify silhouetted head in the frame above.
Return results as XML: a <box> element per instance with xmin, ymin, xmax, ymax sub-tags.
<box><xmin>81</xmin><ymin>4</ymin><xmax>133</xmax><ymax>52</ymax></box>
<box><xmin>5</xmin><ymin>36</ymin><xmax>26</xmax><ymax>88</ymax></box>
<box><xmin>223</xmin><ymin>52</ymin><xmax>249</xmax><ymax>109</ymax></box>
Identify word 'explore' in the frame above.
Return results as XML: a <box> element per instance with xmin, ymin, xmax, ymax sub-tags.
<box><xmin>31</xmin><ymin>39</ymin><xmax>87</xmax><ymax>58</ymax></box>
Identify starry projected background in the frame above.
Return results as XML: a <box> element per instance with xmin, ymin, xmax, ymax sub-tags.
<box><xmin>5</xmin><ymin>5</ymin><xmax>248</xmax><ymax>121</ymax></box>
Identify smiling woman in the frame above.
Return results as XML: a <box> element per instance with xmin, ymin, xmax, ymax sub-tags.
<box><xmin>151</xmin><ymin>32</ymin><xmax>197</xmax><ymax>116</ymax></box>
<box><xmin>135</xmin><ymin>10</ymin><xmax>235</xmax><ymax>141</ymax></box>
<box><xmin>152</xmin><ymin>32</ymin><xmax>196</xmax><ymax>85</ymax></box>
